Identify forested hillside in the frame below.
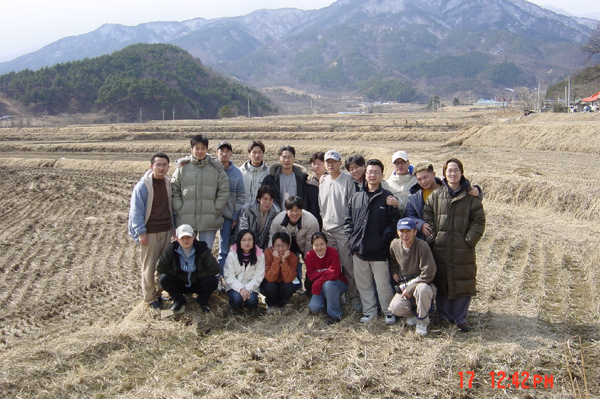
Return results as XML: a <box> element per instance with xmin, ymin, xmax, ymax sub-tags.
<box><xmin>0</xmin><ymin>44</ymin><xmax>275</xmax><ymax>121</ymax></box>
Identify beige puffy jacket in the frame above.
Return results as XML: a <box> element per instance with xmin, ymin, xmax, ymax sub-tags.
<box><xmin>171</xmin><ymin>155</ymin><xmax>229</xmax><ymax>231</ymax></box>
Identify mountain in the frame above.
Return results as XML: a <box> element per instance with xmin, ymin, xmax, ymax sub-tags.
<box><xmin>0</xmin><ymin>0</ymin><xmax>597</xmax><ymax>100</ymax></box>
<box><xmin>0</xmin><ymin>44</ymin><xmax>275</xmax><ymax>120</ymax></box>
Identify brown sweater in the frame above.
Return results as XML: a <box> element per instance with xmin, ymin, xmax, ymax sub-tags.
<box><xmin>388</xmin><ymin>237</ymin><xmax>437</xmax><ymax>297</ymax></box>
<box><xmin>145</xmin><ymin>178</ymin><xmax>172</xmax><ymax>234</ymax></box>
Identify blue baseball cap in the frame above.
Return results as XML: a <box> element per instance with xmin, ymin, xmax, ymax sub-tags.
<box><xmin>397</xmin><ymin>218</ymin><xmax>417</xmax><ymax>230</ymax></box>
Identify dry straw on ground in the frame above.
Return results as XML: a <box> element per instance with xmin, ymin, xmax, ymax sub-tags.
<box><xmin>0</xmin><ymin>109</ymin><xmax>598</xmax><ymax>398</ymax></box>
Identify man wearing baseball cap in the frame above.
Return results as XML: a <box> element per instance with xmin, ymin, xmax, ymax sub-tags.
<box><xmin>156</xmin><ymin>224</ymin><xmax>220</xmax><ymax>312</ymax></box>
<box><xmin>319</xmin><ymin>149</ymin><xmax>361</xmax><ymax>310</ymax></box>
<box><xmin>388</xmin><ymin>218</ymin><xmax>437</xmax><ymax>336</ymax></box>
<box><xmin>385</xmin><ymin>150</ymin><xmax>417</xmax><ymax>214</ymax></box>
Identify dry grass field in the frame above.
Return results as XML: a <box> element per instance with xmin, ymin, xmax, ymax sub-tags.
<box><xmin>0</xmin><ymin>108</ymin><xmax>598</xmax><ymax>398</ymax></box>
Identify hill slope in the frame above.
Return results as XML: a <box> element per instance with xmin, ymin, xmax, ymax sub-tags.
<box><xmin>0</xmin><ymin>44</ymin><xmax>275</xmax><ymax>121</ymax></box>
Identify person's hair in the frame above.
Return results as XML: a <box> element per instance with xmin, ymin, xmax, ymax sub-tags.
<box><xmin>443</xmin><ymin>158</ymin><xmax>465</xmax><ymax>178</ymax></box>
<box><xmin>235</xmin><ymin>229</ymin><xmax>257</xmax><ymax>266</ymax></box>
<box><xmin>190</xmin><ymin>134</ymin><xmax>209</xmax><ymax>148</ymax></box>
<box><xmin>413</xmin><ymin>161</ymin><xmax>434</xmax><ymax>176</ymax></box>
<box><xmin>311</xmin><ymin>232</ymin><xmax>328</xmax><ymax>245</ymax></box>
<box><xmin>278</xmin><ymin>145</ymin><xmax>296</xmax><ymax>157</ymax></box>
<box><xmin>366</xmin><ymin>158</ymin><xmax>384</xmax><ymax>174</ymax></box>
<box><xmin>272</xmin><ymin>231</ymin><xmax>291</xmax><ymax>247</ymax></box>
<box><xmin>151</xmin><ymin>152</ymin><xmax>170</xmax><ymax>165</ymax></box>
<box><xmin>284</xmin><ymin>196</ymin><xmax>304</xmax><ymax>210</ymax></box>
<box><xmin>345</xmin><ymin>154</ymin><xmax>365</xmax><ymax>170</ymax></box>
<box><xmin>248</xmin><ymin>140</ymin><xmax>265</xmax><ymax>153</ymax></box>
<box><xmin>310</xmin><ymin>151</ymin><xmax>325</xmax><ymax>164</ymax></box>
<box><xmin>256</xmin><ymin>184</ymin><xmax>276</xmax><ymax>201</ymax></box>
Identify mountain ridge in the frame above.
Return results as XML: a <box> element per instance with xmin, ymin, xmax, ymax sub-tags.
<box><xmin>0</xmin><ymin>0</ymin><xmax>597</xmax><ymax>100</ymax></box>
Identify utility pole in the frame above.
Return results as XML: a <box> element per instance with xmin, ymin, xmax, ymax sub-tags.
<box><xmin>567</xmin><ymin>76</ymin><xmax>571</xmax><ymax>110</ymax></box>
<box><xmin>140</xmin><ymin>108</ymin><xmax>143</xmax><ymax>123</ymax></box>
<box><xmin>162</xmin><ymin>108</ymin><xmax>165</xmax><ymax>120</ymax></box>
<box><xmin>172</xmin><ymin>107</ymin><xmax>175</xmax><ymax>121</ymax></box>
<box><xmin>247</xmin><ymin>99</ymin><xmax>251</xmax><ymax>118</ymax></box>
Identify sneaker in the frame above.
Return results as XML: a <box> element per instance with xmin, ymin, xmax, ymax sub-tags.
<box><xmin>149</xmin><ymin>300</ymin><xmax>163</xmax><ymax>310</ymax></box>
<box><xmin>229</xmin><ymin>307</ymin><xmax>242</xmax><ymax>316</ymax></box>
<box><xmin>326</xmin><ymin>316</ymin><xmax>341</xmax><ymax>325</ymax></box>
<box><xmin>406</xmin><ymin>316</ymin><xmax>418</xmax><ymax>326</ymax></box>
<box><xmin>416</xmin><ymin>321</ymin><xmax>428</xmax><ymax>336</ymax></box>
<box><xmin>457</xmin><ymin>323</ymin><xmax>472</xmax><ymax>332</ymax></box>
<box><xmin>360</xmin><ymin>314</ymin><xmax>375</xmax><ymax>323</ymax></box>
<box><xmin>266</xmin><ymin>306</ymin><xmax>278</xmax><ymax>315</ymax></box>
<box><xmin>195</xmin><ymin>297</ymin><xmax>211</xmax><ymax>312</ymax></box>
<box><xmin>385</xmin><ymin>314</ymin><xmax>397</xmax><ymax>325</ymax></box>
<box><xmin>200</xmin><ymin>305</ymin><xmax>211</xmax><ymax>313</ymax></box>
<box><xmin>171</xmin><ymin>300</ymin><xmax>185</xmax><ymax>312</ymax></box>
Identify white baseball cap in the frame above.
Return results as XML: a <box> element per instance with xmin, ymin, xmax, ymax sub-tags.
<box><xmin>324</xmin><ymin>149</ymin><xmax>341</xmax><ymax>161</ymax></box>
<box><xmin>176</xmin><ymin>224</ymin><xmax>194</xmax><ymax>239</ymax></box>
<box><xmin>392</xmin><ymin>150</ymin><xmax>409</xmax><ymax>162</ymax></box>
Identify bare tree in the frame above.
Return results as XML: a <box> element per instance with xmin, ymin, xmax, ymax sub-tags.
<box><xmin>582</xmin><ymin>23</ymin><xmax>600</xmax><ymax>62</ymax></box>
<box><xmin>516</xmin><ymin>88</ymin><xmax>535</xmax><ymax>114</ymax></box>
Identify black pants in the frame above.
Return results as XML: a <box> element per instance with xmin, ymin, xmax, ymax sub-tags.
<box><xmin>260</xmin><ymin>280</ymin><xmax>296</xmax><ymax>307</ymax></box>
<box><xmin>159</xmin><ymin>274</ymin><xmax>218</xmax><ymax>306</ymax></box>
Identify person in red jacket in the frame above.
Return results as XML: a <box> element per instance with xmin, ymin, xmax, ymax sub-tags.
<box><xmin>260</xmin><ymin>232</ymin><xmax>298</xmax><ymax>314</ymax></box>
<box><xmin>305</xmin><ymin>232</ymin><xmax>348</xmax><ymax>324</ymax></box>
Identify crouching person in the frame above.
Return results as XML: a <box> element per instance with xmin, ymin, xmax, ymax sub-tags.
<box><xmin>224</xmin><ymin>229</ymin><xmax>265</xmax><ymax>315</ymax></box>
<box><xmin>157</xmin><ymin>224</ymin><xmax>220</xmax><ymax>313</ymax></box>
<box><xmin>305</xmin><ymin>232</ymin><xmax>348</xmax><ymax>325</ymax></box>
<box><xmin>261</xmin><ymin>232</ymin><xmax>298</xmax><ymax>314</ymax></box>
<box><xmin>388</xmin><ymin>218</ymin><xmax>437</xmax><ymax>336</ymax></box>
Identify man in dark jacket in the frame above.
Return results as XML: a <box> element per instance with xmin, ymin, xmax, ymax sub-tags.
<box><xmin>262</xmin><ymin>145</ymin><xmax>308</xmax><ymax>209</ymax></box>
<box><xmin>345</xmin><ymin>159</ymin><xmax>401</xmax><ymax>324</ymax></box>
<box><xmin>157</xmin><ymin>224</ymin><xmax>220</xmax><ymax>312</ymax></box>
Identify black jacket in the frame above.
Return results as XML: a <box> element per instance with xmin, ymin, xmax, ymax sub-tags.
<box><xmin>156</xmin><ymin>239</ymin><xmax>220</xmax><ymax>284</ymax></box>
<box><xmin>345</xmin><ymin>187</ymin><xmax>401</xmax><ymax>261</ymax></box>
<box><xmin>262</xmin><ymin>165</ymin><xmax>307</xmax><ymax>207</ymax></box>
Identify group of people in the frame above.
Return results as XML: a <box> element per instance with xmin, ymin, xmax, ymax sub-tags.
<box><xmin>128</xmin><ymin>134</ymin><xmax>485</xmax><ymax>335</ymax></box>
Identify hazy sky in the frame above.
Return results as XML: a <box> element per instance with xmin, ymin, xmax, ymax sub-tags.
<box><xmin>1</xmin><ymin>0</ymin><xmax>599</xmax><ymax>62</ymax></box>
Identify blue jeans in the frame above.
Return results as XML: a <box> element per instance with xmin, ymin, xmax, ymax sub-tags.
<box><xmin>218</xmin><ymin>218</ymin><xmax>234</xmax><ymax>273</ymax></box>
<box><xmin>308</xmin><ymin>279</ymin><xmax>347</xmax><ymax>320</ymax></box>
<box><xmin>227</xmin><ymin>289</ymin><xmax>259</xmax><ymax>310</ymax></box>
<box><xmin>197</xmin><ymin>230</ymin><xmax>217</xmax><ymax>251</ymax></box>
<box><xmin>260</xmin><ymin>280</ymin><xmax>296</xmax><ymax>307</ymax></box>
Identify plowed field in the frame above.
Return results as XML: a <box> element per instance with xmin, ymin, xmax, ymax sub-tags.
<box><xmin>0</xmin><ymin>109</ymin><xmax>598</xmax><ymax>398</ymax></box>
